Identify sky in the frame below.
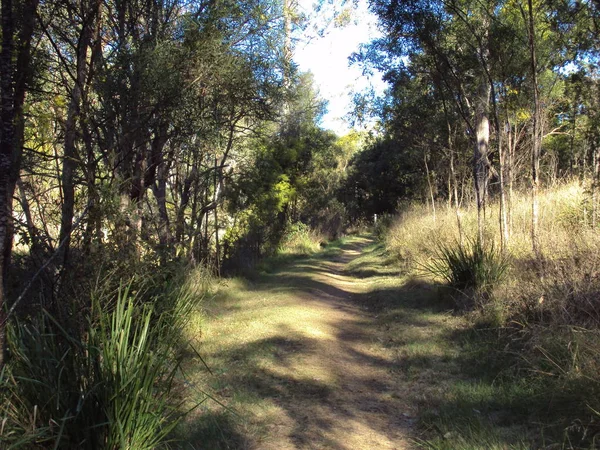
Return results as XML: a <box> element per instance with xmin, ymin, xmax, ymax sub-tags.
<box><xmin>293</xmin><ymin>0</ymin><xmax>386</xmax><ymax>136</ymax></box>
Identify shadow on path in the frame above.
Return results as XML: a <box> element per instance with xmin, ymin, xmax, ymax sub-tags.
<box><xmin>181</xmin><ymin>236</ymin><xmax>458</xmax><ymax>450</ymax></box>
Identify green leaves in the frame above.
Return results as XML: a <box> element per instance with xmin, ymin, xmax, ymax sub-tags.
<box><xmin>1</xmin><ymin>277</ymin><xmax>200</xmax><ymax>449</ymax></box>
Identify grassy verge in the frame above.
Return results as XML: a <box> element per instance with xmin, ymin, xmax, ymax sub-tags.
<box><xmin>379</xmin><ymin>181</ymin><xmax>600</xmax><ymax>449</ymax></box>
<box><xmin>177</xmin><ymin>199</ymin><xmax>600</xmax><ymax>448</ymax></box>
<box><xmin>341</xmin><ymin>242</ymin><xmax>536</xmax><ymax>448</ymax></box>
<box><xmin>178</xmin><ymin>237</ymin><xmax>534</xmax><ymax>448</ymax></box>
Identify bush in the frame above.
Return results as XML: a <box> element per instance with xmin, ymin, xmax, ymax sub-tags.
<box><xmin>278</xmin><ymin>222</ymin><xmax>324</xmax><ymax>255</ymax></box>
<box><xmin>0</xmin><ymin>274</ymin><xmax>202</xmax><ymax>449</ymax></box>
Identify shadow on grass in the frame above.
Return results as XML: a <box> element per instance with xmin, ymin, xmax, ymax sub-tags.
<box><xmin>178</xmin><ymin>411</ymin><xmax>249</xmax><ymax>450</ymax></box>
<box><xmin>179</xmin><ymin>236</ymin><xmax>586</xmax><ymax>449</ymax></box>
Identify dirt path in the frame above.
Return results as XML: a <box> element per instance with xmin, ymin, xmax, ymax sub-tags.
<box><xmin>186</xmin><ymin>236</ymin><xmax>419</xmax><ymax>449</ymax></box>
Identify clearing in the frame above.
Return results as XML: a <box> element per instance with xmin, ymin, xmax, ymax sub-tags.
<box><xmin>178</xmin><ymin>235</ymin><xmax>471</xmax><ymax>449</ymax></box>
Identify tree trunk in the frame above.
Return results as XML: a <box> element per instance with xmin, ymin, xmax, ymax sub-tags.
<box><xmin>527</xmin><ymin>0</ymin><xmax>542</xmax><ymax>256</ymax></box>
<box><xmin>506</xmin><ymin>119</ymin><xmax>515</xmax><ymax>235</ymax></box>
<box><xmin>474</xmin><ymin>78</ymin><xmax>491</xmax><ymax>245</ymax></box>
<box><xmin>58</xmin><ymin>0</ymin><xmax>97</xmax><ymax>274</ymax></box>
<box><xmin>424</xmin><ymin>152</ymin><xmax>436</xmax><ymax>223</ymax></box>
<box><xmin>488</xmin><ymin>82</ymin><xmax>509</xmax><ymax>250</ymax></box>
<box><xmin>449</xmin><ymin>140</ymin><xmax>463</xmax><ymax>247</ymax></box>
<box><xmin>213</xmin><ymin>157</ymin><xmax>220</xmax><ymax>274</ymax></box>
<box><xmin>0</xmin><ymin>0</ymin><xmax>38</xmax><ymax>369</ymax></box>
<box><xmin>152</xmin><ymin>156</ymin><xmax>173</xmax><ymax>258</ymax></box>
<box><xmin>593</xmin><ymin>144</ymin><xmax>599</xmax><ymax>228</ymax></box>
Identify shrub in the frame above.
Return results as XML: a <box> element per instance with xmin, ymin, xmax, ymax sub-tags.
<box><xmin>0</xmin><ymin>275</ymin><xmax>202</xmax><ymax>449</ymax></box>
<box><xmin>278</xmin><ymin>222</ymin><xmax>324</xmax><ymax>255</ymax></box>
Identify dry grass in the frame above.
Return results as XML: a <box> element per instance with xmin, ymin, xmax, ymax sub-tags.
<box><xmin>383</xmin><ymin>180</ymin><xmax>600</xmax><ymax>448</ymax></box>
<box><xmin>386</xmin><ymin>182</ymin><xmax>588</xmax><ymax>265</ymax></box>
<box><xmin>386</xmin><ymin>181</ymin><xmax>600</xmax><ymax>325</ymax></box>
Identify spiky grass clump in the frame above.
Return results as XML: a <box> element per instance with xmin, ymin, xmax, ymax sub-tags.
<box><xmin>425</xmin><ymin>238</ymin><xmax>509</xmax><ymax>295</ymax></box>
<box><xmin>0</xmin><ymin>275</ymin><xmax>202</xmax><ymax>449</ymax></box>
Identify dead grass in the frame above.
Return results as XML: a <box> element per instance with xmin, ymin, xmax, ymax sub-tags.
<box><xmin>383</xmin><ymin>180</ymin><xmax>600</xmax><ymax>449</ymax></box>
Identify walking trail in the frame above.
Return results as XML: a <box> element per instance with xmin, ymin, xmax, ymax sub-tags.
<box><xmin>184</xmin><ymin>236</ymin><xmax>437</xmax><ymax>449</ymax></box>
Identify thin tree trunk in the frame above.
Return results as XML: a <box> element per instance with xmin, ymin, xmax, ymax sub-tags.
<box><xmin>424</xmin><ymin>152</ymin><xmax>436</xmax><ymax>223</ymax></box>
<box><xmin>593</xmin><ymin>145</ymin><xmax>599</xmax><ymax>228</ymax></box>
<box><xmin>82</xmin><ymin>125</ymin><xmax>99</xmax><ymax>254</ymax></box>
<box><xmin>507</xmin><ymin>119</ymin><xmax>515</xmax><ymax>235</ymax></box>
<box><xmin>0</xmin><ymin>7</ymin><xmax>15</xmax><ymax>353</ymax></box>
<box><xmin>527</xmin><ymin>0</ymin><xmax>542</xmax><ymax>256</ymax></box>
<box><xmin>489</xmin><ymin>89</ymin><xmax>509</xmax><ymax>250</ymax></box>
<box><xmin>441</xmin><ymin>97</ymin><xmax>463</xmax><ymax>245</ymax></box>
<box><xmin>58</xmin><ymin>0</ymin><xmax>96</xmax><ymax>274</ymax></box>
<box><xmin>213</xmin><ymin>157</ymin><xmax>220</xmax><ymax>274</ymax></box>
<box><xmin>17</xmin><ymin>180</ymin><xmax>43</xmax><ymax>259</ymax></box>
<box><xmin>474</xmin><ymin>78</ymin><xmax>491</xmax><ymax>245</ymax></box>
<box><xmin>175</xmin><ymin>166</ymin><xmax>197</xmax><ymax>243</ymax></box>
<box><xmin>152</xmin><ymin>157</ymin><xmax>173</xmax><ymax>257</ymax></box>
<box><xmin>0</xmin><ymin>0</ymin><xmax>38</xmax><ymax>368</ymax></box>
<box><xmin>450</xmin><ymin>143</ymin><xmax>463</xmax><ymax>247</ymax></box>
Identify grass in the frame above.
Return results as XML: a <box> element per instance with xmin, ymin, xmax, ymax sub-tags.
<box><xmin>1</xmin><ymin>265</ymin><xmax>207</xmax><ymax>449</ymax></box>
<box><xmin>174</xmin><ymin>186</ymin><xmax>600</xmax><ymax>449</ymax></box>
<box><xmin>382</xmin><ymin>180</ymin><xmax>600</xmax><ymax>449</ymax></box>
<box><xmin>423</xmin><ymin>238</ymin><xmax>509</xmax><ymax>293</ymax></box>
<box><xmin>177</xmin><ymin>235</ymin><xmax>540</xmax><ymax>448</ymax></box>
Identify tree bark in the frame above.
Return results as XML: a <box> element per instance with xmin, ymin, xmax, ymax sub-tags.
<box><xmin>0</xmin><ymin>0</ymin><xmax>38</xmax><ymax>369</ymax></box>
<box><xmin>58</xmin><ymin>0</ymin><xmax>98</xmax><ymax>274</ymax></box>
<box><xmin>474</xmin><ymin>78</ymin><xmax>491</xmax><ymax>245</ymax></box>
<box><xmin>424</xmin><ymin>152</ymin><xmax>436</xmax><ymax>223</ymax></box>
<box><xmin>527</xmin><ymin>0</ymin><xmax>542</xmax><ymax>256</ymax></box>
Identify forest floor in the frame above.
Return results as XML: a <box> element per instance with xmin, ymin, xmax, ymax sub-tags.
<box><xmin>176</xmin><ymin>235</ymin><xmax>487</xmax><ymax>449</ymax></box>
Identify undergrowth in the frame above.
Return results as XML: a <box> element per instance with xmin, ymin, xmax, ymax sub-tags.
<box><xmin>423</xmin><ymin>238</ymin><xmax>509</xmax><ymax>294</ymax></box>
<box><xmin>0</xmin><ymin>265</ymin><xmax>207</xmax><ymax>449</ymax></box>
<box><xmin>278</xmin><ymin>222</ymin><xmax>325</xmax><ymax>256</ymax></box>
<box><xmin>383</xmin><ymin>181</ymin><xmax>600</xmax><ymax>448</ymax></box>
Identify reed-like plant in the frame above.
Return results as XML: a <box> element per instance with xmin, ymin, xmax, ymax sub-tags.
<box><xmin>424</xmin><ymin>238</ymin><xmax>510</xmax><ymax>294</ymax></box>
<box><xmin>0</xmin><ymin>276</ymin><xmax>200</xmax><ymax>449</ymax></box>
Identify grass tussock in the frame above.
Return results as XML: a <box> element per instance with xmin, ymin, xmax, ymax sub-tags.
<box><xmin>0</xmin><ymin>265</ymin><xmax>208</xmax><ymax>449</ymax></box>
<box><xmin>423</xmin><ymin>238</ymin><xmax>509</xmax><ymax>295</ymax></box>
<box><xmin>383</xmin><ymin>181</ymin><xmax>600</xmax><ymax>448</ymax></box>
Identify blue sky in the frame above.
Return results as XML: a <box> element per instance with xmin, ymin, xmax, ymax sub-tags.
<box><xmin>293</xmin><ymin>0</ymin><xmax>386</xmax><ymax>135</ymax></box>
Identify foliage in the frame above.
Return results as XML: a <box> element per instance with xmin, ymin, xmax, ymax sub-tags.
<box><xmin>0</xmin><ymin>275</ymin><xmax>202</xmax><ymax>449</ymax></box>
<box><xmin>278</xmin><ymin>222</ymin><xmax>324</xmax><ymax>255</ymax></box>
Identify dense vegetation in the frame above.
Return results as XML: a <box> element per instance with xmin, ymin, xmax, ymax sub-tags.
<box><xmin>2</xmin><ymin>0</ymin><xmax>600</xmax><ymax>447</ymax></box>
<box><xmin>0</xmin><ymin>0</ymin><xmax>354</xmax><ymax>446</ymax></box>
<box><xmin>349</xmin><ymin>0</ymin><xmax>600</xmax><ymax>447</ymax></box>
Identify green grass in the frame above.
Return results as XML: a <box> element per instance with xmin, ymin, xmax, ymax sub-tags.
<box><xmin>177</xmin><ymin>230</ymin><xmax>600</xmax><ymax>449</ymax></box>
<box><xmin>423</xmin><ymin>238</ymin><xmax>509</xmax><ymax>294</ymax></box>
<box><xmin>176</xmin><ymin>235</ymin><xmax>531</xmax><ymax>448</ymax></box>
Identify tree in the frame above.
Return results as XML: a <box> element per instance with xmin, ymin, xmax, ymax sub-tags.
<box><xmin>0</xmin><ymin>0</ymin><xmax>39</xmax><ymax>368</ymax></box>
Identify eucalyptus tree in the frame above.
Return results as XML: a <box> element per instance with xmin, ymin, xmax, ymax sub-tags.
<box><xmin>362</xmin><ymin>0</ymin><xmax>506</xmax><ymax>242</ymax></box>
<box><xmin>0</xmin><ymin>0</ymin><xmax>39</xmax><ymax>367</ymax></box>
<box><xmin>354</xmin><ymin>0</ymin><xmax>580</xmax><ymax>250</ymax></box>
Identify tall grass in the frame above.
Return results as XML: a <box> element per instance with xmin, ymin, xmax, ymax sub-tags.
<box><xmin>386</xmin><ymin>182</ymin><xmax>587</xmax><ymax>264</ymax></box>
<box><xmin>383</xmin><ymin>181</ymin><xmax>600</xmax><ymax>446</ymax></box>
<box><xmin>0</xmin><ymin>267</ymin><xmax>206</xmax><ymax>449</ymax></box>
<box><xmin>277</xmin><ymin>222</ymin><xmax>324</xmax><ymax>256</ymax></box>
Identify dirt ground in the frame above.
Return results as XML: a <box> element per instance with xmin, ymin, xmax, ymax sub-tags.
<box><xmin>183</xmin><ymin>236</ymin><xmax>427</xmax><ymax>449</ymax></box>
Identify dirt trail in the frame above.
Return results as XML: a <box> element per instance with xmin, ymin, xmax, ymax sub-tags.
<box><xmin>231</xmin><ymin>237</ymin><xmax>414</xmax><ymax>449</ymax></box>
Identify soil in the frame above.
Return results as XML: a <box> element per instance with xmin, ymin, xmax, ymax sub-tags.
<box><xmin>222</xmin><ymin>237</ymin><xmax>415</xmax><ymax>449</ymax></box>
